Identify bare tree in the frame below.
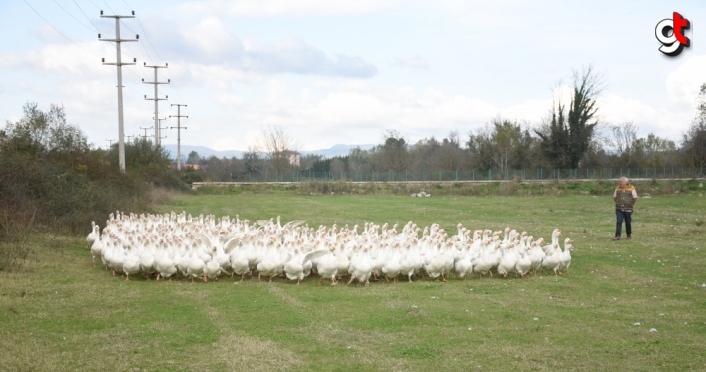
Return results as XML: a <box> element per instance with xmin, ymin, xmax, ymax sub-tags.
<box><xmin>257</xmin><ymin>125</ymin><xmax>299</xmax><ymax>174</ymax></box>
<box><xmin>330</xmin><ymin>158</ymin><xmax>345</xmax><ymax>177</ymax></box>
<box><xmin>682</xmin><ymin>83</ymin><xmax>706</xmax><ymax>169</ymax></box>
<box><xmin>610</xmin><ymin>121</ymin><xmax>639</xmax><ymax>160</ymax></box>
<box><xmin>436</xmin><ymin>131</ymin><xmax>464</xmax><ymax>171</ymax></box>
<box><xmin>347</xmin><ymin>147</ymin><xmax>369</xmax><ymax>173</ymax></box>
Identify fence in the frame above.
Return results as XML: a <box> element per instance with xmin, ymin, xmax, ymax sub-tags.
<box><xmin>223</xmin><ymin>167</ymin><xmax>705</xmax><ymax>183</ymax></box>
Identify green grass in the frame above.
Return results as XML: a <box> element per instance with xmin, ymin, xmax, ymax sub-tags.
<box><xmin>1</xmin><ymin>192</ymin><xmax>706</xmax><ymax>371</ymax></box>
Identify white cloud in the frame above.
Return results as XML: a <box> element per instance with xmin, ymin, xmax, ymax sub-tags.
<box><xmin>665</xmin><ymin>54</ymin><xmax>706</xmax><ymax>108</ymax></box>
<box><xmin>392</xmin><ymin>55</ymin><xmax>430</xmax><ymax>69</ymax></box>
<box><xmin>182</xmin><ymin>16</ymin><xmax>242</xmax><ymax>57</ymax></box>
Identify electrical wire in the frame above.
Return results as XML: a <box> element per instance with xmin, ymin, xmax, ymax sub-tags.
<box><xmin>22</xmin><ymin>0</ymin><xmax>101</xmax><ymax>59</ymax></box>
<box><xmin>72</xmin><ymin>0</ymin><xmax>103</xmax><ymax>34</ymax></box>
<box><xmin>52</xmin><ymin>0</ymin><xmax>95</xmax><ymax>33</ymax></box>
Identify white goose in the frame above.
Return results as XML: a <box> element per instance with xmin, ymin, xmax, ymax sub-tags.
<box><xmin>399</xmin><ymin>241</ymin><xmax>420</xmax><ymax>283</ymax></box>
<box><xmin>497</xmin><ymin>243</ymin><xmax>518</xmax><ymax>278</ymax></box>
<box><xmin>472</xmin><ymin>238</ymin><xmax>495</xmax><ymax>278</ymax></box>
<box><xmin>86</xmin><ymin>221</ymin><xmax>97</xmax><ymax>249</ymax></box>
<box><xmin>154</xmin><ymin>241</ymin><xmax>177</xmax><ymax>281</ymax></box>
<box><xmin>453</xmin><ymin>240</ymin><xmax>474</xmax><ymax>280</ymax></box>
<box><xmin>559</xmin><ymin>238</ymin><xmax>573</xmax><ymax>273</ymax></box>
<box><xmin>381</xmin><ymin>242</ymin><xmax>402</xmax><ymax>283</ymax></box>
<box><xmin>542</xmin><ymin>229</ymin><xmax>562</xmax><ymax>255</ymax></box>
<box><xmin>347</xmin><ymin>245</ymin><xmax>373</xmax><ymax>286</ymax></box>
<box><xmin>122</xmin><ymin>245</ymin><xmax>142</xmax><ymax>281</ymax></box>
<box><xmin>108</xmin><ymin>239</ymin><xmax>126</xmax><ymax>277</ymax></box>
<box><xmin>540</xmin><ymin>247</ymin><xmax>562</xmax><ymax>276</ymax></box>
<box><xmin>515</xmin><ymin>244</ymin><xmax>532</xmax><ymax>278</ymax></box>
<box><xmin>313</xmin><ymin>243</ymin><xmax>337</xmax><ymax>285</ymax></box>
<box><xmin>528</xmin><ymin>237</ymin><xmax>546</xmax><ymax>274</ymax></box>
<box><xmin>256</xmin><ymin>239</ymin><xmax>282</xmax><ymax>282</ymax></box>
<box><xmin>186</xmin><ymin>243</ymin><xmax>206</xmax><ymax>283</ymax></box>
<box><xmin>226</xmin><ymin>238</ymin><xmax>251</xmax><ymax>281</ymax></box>
<box><xmin>203</xmin><ymin>247</ymin><xmax>222</xmax><ymax>282</ymax></box>
<box><xmin>89</xmin><ymin>225</ymin><xmax>104</xmax><ymax>265</ymax></box>
<box><xmin>283</xmin><ymin>247</ymin><xmax>330</xmax><ymax>285</ymax></box>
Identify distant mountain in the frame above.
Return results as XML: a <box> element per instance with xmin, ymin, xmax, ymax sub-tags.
<box><xmin>162</xmin><ymin>145</ymin><xmax>244</xmax><ymax>161</ymax></box>
<box><xmin>162</xmin><ymin>143</ymin><xmax>376</xmax><ymax>161</ymax></box>
<box><xmin>303</xmin><ymin>144</ymin><xmax>376</xmax><ymax>158</ymax></box>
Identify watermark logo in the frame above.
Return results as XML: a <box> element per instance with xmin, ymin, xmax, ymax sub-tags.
<box><xmin>655</xmin><ymin>12</ymin><xmax>691</xmax><ymax>56</ymax></box>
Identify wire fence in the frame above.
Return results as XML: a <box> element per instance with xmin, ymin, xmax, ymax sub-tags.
<box><xmin>224</xmin><ymin>167</ymin><xmax>705</xmax><ymax>183</ymax></box>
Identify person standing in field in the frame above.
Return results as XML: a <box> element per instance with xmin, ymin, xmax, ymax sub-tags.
<box><xmin>613</xmin><ymin>176</ymin><xmax>637</xmax><ymax>240</ymax></box>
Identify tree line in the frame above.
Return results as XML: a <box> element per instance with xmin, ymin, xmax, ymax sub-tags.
<box><xmin>188</xmin><ymin>68</ymin><xmax>706</xmax><ymax>181</ymax></box>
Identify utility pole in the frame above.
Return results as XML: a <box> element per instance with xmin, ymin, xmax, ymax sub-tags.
<box><xmin>139</xmin><ymin>126</ymin><xmax>153</xmax><ymax>140</ymax></box>
<box><xmin>169</xmin><ymin>104</ymin><xmax>188</xmax><ymax>171</ymax></box>
<box><xmin>99</xmin><ymin>10</ymin><xmax>138</xmax><ymax>173</ymax></box>
<box><xmin>154</xmin><ymin>116</ymin><xmax>168</xmax><ymax>146</ymax></box>
<box><xmin>106</xmin><ymin>139</ymin><xmax>115</xmax><ymax>148</ymax></box>
<box><xmin>142</xmin><ymin>63</ymin><xmax>169</xmax><ymax>146</ymax></box>
<box><xmin>126</xmin><ymin>134</ymin><xmax>135</xmax><ymax>143</ymax></box>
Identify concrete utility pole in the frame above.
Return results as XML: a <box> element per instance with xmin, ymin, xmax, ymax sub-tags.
<box><xmin>125</xmin><ymin>134</ymin><xmax>135</xmax><ymax>143</ymax></box>
<box><xmin>142</xmin><ymin>63</ymin><xmax>169</xmax><ymax>146</ymax></box>
<box><xmin>139</xmin><ymin>126</ymin><xmax>153</xmax><ymax>140</ymax></box>
<box><xmin>100</xmin><ymin>10</ymin><xmax>138</xmax><ymax>173</ymax></box>
<box><xmin>169</xmin><ymin>104</ymin><xmax>188</xmax><ymax>170</ymax></box>
<box><xmin>154</xmin><ymin>116</ymin><xmax>168</xmax><ymax>146</ymax></box>
<box><xmin>106</xmin><ymin>139</ymin><xmax>115</xmax><ymax>148</ymax></box>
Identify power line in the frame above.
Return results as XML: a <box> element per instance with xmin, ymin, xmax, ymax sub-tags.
<box><xmin>101</xmin><ymin>0</ymin><xmax>116</xmax><ymax>14</ymax></box>
<box><xmin>86</xmin><ymin>0</ymin><xmax>102</xmax><ymax>11</ymax></box>
<box><xmin>22</xmin><ymin>0</ymin><xmax>101</xmax><ymax>59</ymax></box>
<box><xmin>52</xmin><ymin>0</ymin><xmax>94</xmax><ymax>33</ymax></box>
<box><xmin>72</xmin><ymin>0</ymin><xmax>103</xmax><ymax>33</ymax></box>
<box><xmin>122</xmin><ymin>0</ymin><xmax>167</xmax><ymax>64</ymax></box>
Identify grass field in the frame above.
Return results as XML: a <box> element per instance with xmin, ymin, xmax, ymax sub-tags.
<box><xmin>1</xmin><ymin>190</ymin><xmax>705</xmax><ymax>371</ymax></box>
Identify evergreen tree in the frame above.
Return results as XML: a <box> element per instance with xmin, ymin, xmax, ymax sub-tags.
<box><xmin>535</xmin><ymin>66</ymin><xmax>602</xmax><ymax>168</ymax></box>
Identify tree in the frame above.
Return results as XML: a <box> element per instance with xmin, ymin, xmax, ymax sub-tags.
<box><xmin>436</xmin><ymin>132</ymin><xmax>465</xmax><ymax>171</ymax></box>
<box><xmin>634</xmin><ymin>133</ymin><xmax>677</xmax><ymax>168</ymax></box>
<box><xmin>467</xmin><ymin>118</ymin><xmax>533</xmax><ymax>172</ymax></box>
<box><xmin>243</xmin><ymin>147</ymin><xmax>264</xmax><ymax>175</ymax></box>
<box><xmin>2</xmin><ymin>102</ymin><xmax>89</xmax><ymax>160</ymax></box>
<box><xmin>378</xmin><ymin>130</ymin><xmax>409</xmax><ymax>173</ymax></box>
<box><xmin>535</xmin><ymin>66</ymin><xmax>602</xmax><ymax>168</ymax></box>
<box><xmin>257</xmin><ymin>124</ymin><xmax>299</xmax><ymax>174</ymax></box>
<box><xmin>347</xmin><ymin>147</ymin><xmax>369</xmax><ymax>173</ymax></box>
<box><xmin>682</xmin><ymin>83</ymin><xmax>706</xmax><ymax>169</ymax></box>
<box><xmin>187</xmin><ymin>151</ymin><xmax>201</xmax><ymax>165</ymax></box>
<box><xmin>330</xmin><ymin>157</ymin><xmax>347</xmax><ymax>178</ymax></box>
<box><xmin>610</xmin><ymin>121</ymin><xmax>639</xmax><ymax>166</ymax></box>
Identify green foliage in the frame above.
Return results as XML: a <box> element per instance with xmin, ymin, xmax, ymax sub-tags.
<box><xmin>0</xmin><ymin>103</ymin><xmax>183</xmax><ymax>246</ymax></box>
<box><xmin>535</xmin><ymin>66</ymin><xmax>601</xmax><ymax>168</ymax></box>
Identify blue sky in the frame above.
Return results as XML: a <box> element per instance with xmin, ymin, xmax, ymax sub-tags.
<box><xmin>1</xmin><ymin>0</ymin><xmax>704</xmax><ymax>151</ymax></box>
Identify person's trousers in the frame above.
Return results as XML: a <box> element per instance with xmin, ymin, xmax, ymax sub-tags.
<box><xmin>615</xmin><ymin>209</ymin><xmax>632</xmax><ymax>237</ymax></box>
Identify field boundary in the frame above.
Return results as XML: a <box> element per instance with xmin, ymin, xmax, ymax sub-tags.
<box><xmin>191</xmin><ymin>177</ymin><xmax>705</xmax><ymax>190</ymax></box>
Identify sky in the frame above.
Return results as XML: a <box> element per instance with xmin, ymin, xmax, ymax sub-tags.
<box><xmin>1</xmin><ymin>0</ymin><xmax>705</xmax><ymax>152</ymax></box>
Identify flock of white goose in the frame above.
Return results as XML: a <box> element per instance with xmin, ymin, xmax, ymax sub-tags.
<box><xmin>86</xmin><ymin>211</ymin><xmax>573</xmax><ymax>285</ymax></box>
